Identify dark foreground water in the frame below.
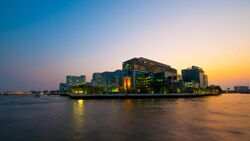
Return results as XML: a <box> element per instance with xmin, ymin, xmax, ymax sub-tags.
<box><xmin>0</xmin><ymin>94</ymin><xmax>250</xmax><ymax>141</ymax></box>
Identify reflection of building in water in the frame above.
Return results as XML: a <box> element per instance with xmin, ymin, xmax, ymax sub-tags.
<box><xmin>72</xmin><ymin>99</ymin><xmax>85</xmax><ymax>137</ymax></box>
<box><xmin>123</xmin><ymin>100</ymin><xmax>133</xmax><ymax>109</ymax></box>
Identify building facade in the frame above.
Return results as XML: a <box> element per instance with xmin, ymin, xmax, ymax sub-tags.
<box><xmin>91</xmin><ymin>73</ymin><xmax>103</xmax><ymax>87</ymax></box>
<box><xmin>91</xmin><ymin>70</ymin><xmax>123</xmax><ymax>93</ymax></box>
<box><xmin>181</xmin><ymin>66</ymin><xmax>208</xmax><ymax>88</ymax></box>
<box><xmin>122</xmin><ymin>57</ymin><xmax>178</xmax><ymax>90</ymax></box>
<box><xmin>59</xmin><ymin>83</ymin><xmax>70</xmax><ymax>94</ymax></box>
<box><xmin>66</xmin><ymin>75</ymin><xmax>86</xmax><ymax>86</ymax></box>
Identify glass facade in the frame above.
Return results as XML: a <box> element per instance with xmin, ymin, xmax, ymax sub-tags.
<box><xmin>123</xmin><ymin>57</ymin><xmax>177</xmax><ymax>74</ymax></box>
<box><xmin>91</xmin><ymin>70</ymin><xmax>123</xmax><ymax>93</ymax></box>
<box><xmin>123</xmin><ymin>57</ymin><xmax>178</xmax><ymax>90</ymax></box>
<box><xmin>181</xmin><ymin>66</ymin><xmax>208</xmax><ymax>88</ymax></box>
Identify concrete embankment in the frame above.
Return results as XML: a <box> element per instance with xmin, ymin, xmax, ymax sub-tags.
<box><xmin>68</xmin><ymin>93</ymin><xmax>221</xmax><ymax>99</ymax></box>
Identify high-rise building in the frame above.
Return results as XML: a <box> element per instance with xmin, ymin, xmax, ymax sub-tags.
<box><xmin>66</xmin><ymin>75</ymin><xmax>86</xmax><ymax>86</ymax></box>
<box><xmin>91</xmin><ymin>70</ymin><xmax>123</xmax><ymax>92</ymax></box>
<box><xmin>123</xmin><ymin>57</ymin><xmax>177</xmax><ymax>89</ymax></box>
<box><xmin>181</xmin><ymin>66</ymin><xmax>208</xmax><ymax>88</ymax></box>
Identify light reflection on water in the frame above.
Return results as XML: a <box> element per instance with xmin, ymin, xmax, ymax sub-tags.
<box><xmin>0</xmin><ymin>94</ymin><xmax>250</xmax><ymax>141</ymax></box>
<box><xmin>72</xmin><ymin>100</ymin><xmax>85</xmax><ymax>140</ymax></box>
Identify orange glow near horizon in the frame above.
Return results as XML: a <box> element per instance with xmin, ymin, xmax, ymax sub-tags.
<box><xmin>207</xmin><ymin>65</ymin><xmax>250</xmax><ymax>89</ymax></box>
<box><xmin>2</xmin><ymin>0</ymin><xmax>250</xmax><ymax>91</ymax></box>
<box><xmin>154</xmin><ymin>43</ymin><xmax>250</xmax><ymax>89</ymax></box>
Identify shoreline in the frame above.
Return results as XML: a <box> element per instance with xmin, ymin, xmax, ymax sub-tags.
<box><xmin>67</xmin><ymin>93</ymin><xmax>221</xmax><ymax>99</ymax></box>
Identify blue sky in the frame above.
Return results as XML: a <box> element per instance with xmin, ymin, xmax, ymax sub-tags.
<box><xmin>0</xmin><ymin>0</ymin><xmax>250</xmax><ymax>91</ymax></box>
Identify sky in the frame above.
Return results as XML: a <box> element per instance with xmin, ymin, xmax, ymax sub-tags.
<box><xmin>0</xmin><ymin>0</ymin><xmax>250</xmax><ymax>91</ymax></box>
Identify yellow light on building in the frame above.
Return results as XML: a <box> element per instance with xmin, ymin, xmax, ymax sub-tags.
<box><xmin>124</xmin><ymin>76</ymin><xmax>132</xmax><ymax>90</ymax></box>
<box><xmin>72</xmin><ymin>88</ymin><xmax>84</xmax><ymax>94</ymax></box>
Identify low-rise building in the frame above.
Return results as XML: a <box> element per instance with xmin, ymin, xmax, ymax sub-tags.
<box><xmin>59</xmin><ymin>83</ymin><xmax>70</xmax><ymax>94</ymax></box>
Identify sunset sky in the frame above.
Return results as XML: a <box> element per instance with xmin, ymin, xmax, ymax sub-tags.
<box><xmin>0</xmin><ymin>0</ymin><xmax>249</xmax><ymax>91</ymax></box>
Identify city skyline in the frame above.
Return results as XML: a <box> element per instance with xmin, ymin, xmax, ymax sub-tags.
<box><xmin>1</xmin><ymin>0</ymin><xmax>250</xmax><ymax>91</ymax></box>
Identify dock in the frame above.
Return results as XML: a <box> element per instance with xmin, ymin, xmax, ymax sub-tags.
<box><xmin>68</xmin><ymin>93</ymin><xmax>221</xmax><ymax>99</ymax></box>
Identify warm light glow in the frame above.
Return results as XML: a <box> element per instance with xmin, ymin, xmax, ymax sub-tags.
<box><xmin>72</xmin><ymin>99</ymin><xmax>85</xmax><ymax>137</ymax></box>
<box><xmin>1</xmin><ymin>1</ymin><xmax>250</xmax><ymax>91</ymax></box>
<box><xmin>77</xmin><ymin>100</ymin><xmax>84</xmax><ymax>106</ymax></box>
<box><xmin>124</xmin><ymin>76</ymin><xmax>132</xmax><ymax>91</ymax></box>
<box><xmin>124</xmin><ymin>100</ymin><xmax>133</xmax><ymax>109</ymax></box>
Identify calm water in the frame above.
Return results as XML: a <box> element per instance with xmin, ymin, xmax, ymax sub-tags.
<box><xmin>0</xmin><ymin>94</ymin><xmax>250</xmax><ymax>141</ymax></box>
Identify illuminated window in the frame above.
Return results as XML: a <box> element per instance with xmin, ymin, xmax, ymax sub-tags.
<box><xmin>124</xmin><ymin>77</ymin><xmax>132</xmax><ymax>90</ymax></box>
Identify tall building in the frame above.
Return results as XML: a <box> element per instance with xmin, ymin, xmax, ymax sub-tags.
<box><xmin>123</xmin><ymin>57</ymin><xmax>177</xmax><ymax>90</ymax></box>
<box><xmin>66</xmin><ymin>75</ymin><xmax>86</xmax><ymax>86</ymax></box>
<box><xmin>91</xmin><ymin>70</ymin><xmax>123</xmax><ymax>93</ymax></box>
<box><xmin>234</xmin><ymin>86</ymin><xmax>249</xmax><ymax>93</ymax></box>
<box><xmin>181</xmin><ymin>66</ymin><xmax>208</xmax><ymax>88</ymax></box>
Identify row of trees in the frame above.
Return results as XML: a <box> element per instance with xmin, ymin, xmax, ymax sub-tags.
<box><xmin>65</xmin><ymin>85</ymin><xmax>104</xmax><ymax>94</ymax></box>
<box><xmin>65</xmin><ymin>83</ymin><xmax>222</xmax><ymax>94</ymax></box>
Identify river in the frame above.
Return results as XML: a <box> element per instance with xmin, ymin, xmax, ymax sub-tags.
<box><xmin>0</xmin><ymin>94</ymin><xmax>249</xmax><ymax>141</ymax></box>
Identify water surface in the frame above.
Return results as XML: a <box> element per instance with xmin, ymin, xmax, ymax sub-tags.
<box><xmin>0</xmin><ymin>94</ymin><xmax>250</xmax><ymax>141</ymax></box>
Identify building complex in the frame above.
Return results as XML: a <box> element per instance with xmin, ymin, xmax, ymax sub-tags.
<box><xmin>122</xmin><ymin>57</ymin><xmax>180</xmax><ymax>93</ymax></box>
<box><xmin>59</xmin><ymin>57</ymin><xmax>210</xmax><ymax>94</ymax></box>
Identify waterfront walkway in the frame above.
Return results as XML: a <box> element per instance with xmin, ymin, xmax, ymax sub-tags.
<box><xmin>68</xmin><ymin>93</ymin><xmax>221</xmax><ymax>99</ymax></box>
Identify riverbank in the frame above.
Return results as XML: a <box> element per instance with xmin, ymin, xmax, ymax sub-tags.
<box><xmin>68</xmin><ymin>93</ymin><xmax>221</xmax><ymax>99</ymax></box>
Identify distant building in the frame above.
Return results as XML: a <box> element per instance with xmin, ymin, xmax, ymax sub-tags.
<box><xmin>0</xmin><ymin>91</ymin><xmax>32</xmax><ymax>95</ymax></box>
<box><xmin>91</xmin><ymin>73</ymin><xmax>103</xmax><ymax>87</ymax></box>
<box><xmin>91</xmin><ymin>70</ymin><xmax>123</xmax><ymax>93</ymax></box>
<box><xmin>182</xmin><ymin>66</ymin><xmax>208</xmax><ymax>88</ymax></box>
<box><xmin>234</xmin><ymin>86</ymin><xmax>249</xmax><ymax>93</ymax></box>
<box><xmin>122</xmin><ymin>57</ymin><xmax>178</xmax><ymax>90</ymax></box>
<box><xmin>59</xmin><ymin>83</ymin><xmax>70</xmax><ymax>94</ymax></box>
<box><xmin>66</xmin><ymin>75</ymin><xmax>86</xmax><ymax>86</ymax></box>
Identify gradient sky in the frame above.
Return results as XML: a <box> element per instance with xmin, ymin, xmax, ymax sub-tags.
<box><xmin>0</xmin><ymin>0</ymin><xmax>250</xmax><ymax>91</ymax></box>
